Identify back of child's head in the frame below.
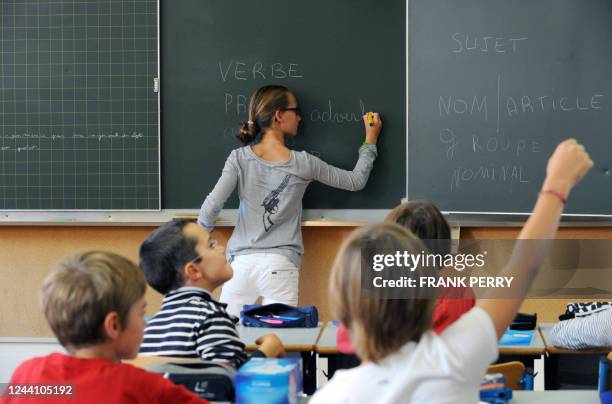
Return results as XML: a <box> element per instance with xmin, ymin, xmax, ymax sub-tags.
<box><xmin>139</xmin><ymin>218</ymin><xmax>199</xmax><ymax>294</ymax></box>
<box><xmin>386</xmin><ymin>201</ymin><xmax>451</xmax><ymax>255</ymax></box>
<box><xmin>329</xmin><ymin>222</ymin><xmax>436</xmax><ymax>363</ymax></box>
<box><xmin>237</xmin><ymin>84</ymin><xmax>291</xmax><ymax>145</ymax></box>
<box><xmin>41</xmin><ymin>251</ymin><xmax>145</xmax><ymax>351</ymax></box>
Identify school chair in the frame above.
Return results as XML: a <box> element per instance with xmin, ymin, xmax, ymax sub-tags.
<box><xmin>125</xmin><ymin>355</ymin><xmax>235</xmax><ymax>401</ymax></box>
<box><xmin>487</xmin><ymin>361</ymin><xmax>526</xmax><ymax>390</ymax></box>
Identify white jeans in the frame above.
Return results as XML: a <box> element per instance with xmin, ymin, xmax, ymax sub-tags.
<box><xmin>220</xmin><ymin>253</ymin><xmax>299</xmax><ymax>317</ymax></box>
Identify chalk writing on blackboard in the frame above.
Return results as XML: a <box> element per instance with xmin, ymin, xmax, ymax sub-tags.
<box><xmin>439</xmin><ymin>96</ymin><xmax>488</xmax><ymax>120</ymax></box>
<box><xmin>218</xmin><ymin>61</ymin><xmax>304</xmax><ymax>82</ymax></box>
<box><xmin>0</xmin><ymin>132</ymin><xmax>144</xmax><ymax>141</ymax></box>
<box><xmin>310</xmin><ymin>99</ymin><xmax>365</xmax><ymax>124</ymax></box>
<box><xmin>450</xmin><ymin>33</ymin><xmax>528</xmax><ymax>54</ymax></box>
<box><xmin>451</xmin><ymin>165</ymin><xmax>528</xmax><ymax>191</ymax></box>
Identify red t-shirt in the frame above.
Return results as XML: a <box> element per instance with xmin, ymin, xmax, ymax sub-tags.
<box><xmin>336</xmin><ymin>287</ymin><xmax>476</xmax><ymax>354</ymax></box>
<box><xmin>0</xmin><ymin>353</ymin><xmax>208</xmax><ymax>404</ymax></box>
<box><xmin>431</xmin><ymin>286</ymin><xmax>476</xmax><ymax>334</ymax></box>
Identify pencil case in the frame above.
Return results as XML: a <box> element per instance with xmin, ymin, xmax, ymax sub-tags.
<box><xmin>480</xmin><ymin>373</ymin><xmax>513</xmax><ymax>404</ymax></box>
<box><xmin>509</xmin><ymin>312</ymin><xmax>537</xmax><ymax>331</ymax></box>
<box><xmin>240</xmin><ymin>303</ymin><xmax>318</xmax><ymax>328</ymax></box>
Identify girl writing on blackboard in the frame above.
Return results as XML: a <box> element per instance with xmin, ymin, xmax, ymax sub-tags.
<box><xmin>198</xmin><ymin>85</ymin><xmax>382</xmax><ymax>316</ymax></box>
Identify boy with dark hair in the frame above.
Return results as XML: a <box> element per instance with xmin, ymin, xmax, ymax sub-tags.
<box><xmin>139</xmin><ymin>219</ymin><xmax>284</xmax><ymax>367</ymax></box>
<box><xmin>1</xmin><ymin>251</ymin><xmax>206</xmax><ymax>404</ymax></box>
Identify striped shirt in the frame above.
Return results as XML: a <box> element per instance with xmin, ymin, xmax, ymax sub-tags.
<box><xmin>140</xmin><ymin>287</ymin><xmax>248</xmax><ymax>368</ymax></box>
<box><xmin>550</xmin><ymin>308</ymin><xmax>612</xmax><ymax>350</ymax></box>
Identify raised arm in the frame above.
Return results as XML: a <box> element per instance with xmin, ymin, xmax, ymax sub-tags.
<box><xmin>309</xmin><ymin>112</ymin><xmax>382</xmax><ymax>191</ymax></box>
<box><xmin>477</xmin><ymin>139</ymin><xmax>593</xmax><ymax>338</ymax></box>
<box><xmin>198</xmin><ymin>151</ymin><xmax>239</xmax><ymax>232</ymax></box>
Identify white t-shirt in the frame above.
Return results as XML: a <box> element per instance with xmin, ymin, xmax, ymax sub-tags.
<box><xmin>311</xmin><ymin>307</ymin><xmax>498</xmax><ymax>404</ymax></box>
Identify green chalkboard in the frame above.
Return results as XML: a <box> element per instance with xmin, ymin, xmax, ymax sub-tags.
<box><xmin>0</xmin><ymin>0</ymin><xmax>160</xmax><ymax>210</ymax></box>
<box><xmin>409</xmin><ymin>0</ymin><xmax>612</xmax><ymax>216</ymax></box>
<box><xmin>161</xmin><ymin>0</ymin><xmax>406</xmax><ymax>209</ymax></box>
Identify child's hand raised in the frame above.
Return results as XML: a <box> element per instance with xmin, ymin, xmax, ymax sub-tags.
<box><xmin>255</xmin><ymin>333</ymin><xmax>285</xmax><ymax>358</ymax></box>
<box><xmin>543</xmin><ymin>139</ymin><xmax>593</xmax><ymax>197</ymax></box>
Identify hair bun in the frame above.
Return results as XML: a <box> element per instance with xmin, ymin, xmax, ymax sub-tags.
<box><xmin>237</xmin><ymin>120</ymin><xmax>259</xmax><ymax>145</ymax></box>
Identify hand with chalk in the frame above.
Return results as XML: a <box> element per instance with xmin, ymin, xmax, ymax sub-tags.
<box><xmin>363</xmin><ymin>111</ymin><xmax>382</xmax><ymax>145</ymax></box>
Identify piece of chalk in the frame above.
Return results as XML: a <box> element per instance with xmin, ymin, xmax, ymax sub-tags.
<box><xmin>367</xmin><ymin>113</ymin><xmax>374</xmax><ymax>127</ymax></box>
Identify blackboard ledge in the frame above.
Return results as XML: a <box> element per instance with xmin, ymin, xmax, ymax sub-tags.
<box><xmin>443</xmin><ymin>211</ymin><xmax>612</xmax><ymax>227</ymax></box>
<box><xmin>0</xmin><ymin>209</ymin><xmax>389</xmax><ymax>226</ymax></box>
<box><xmin>0</xmin><ymin>209</ymin><xmax>610</xmax><ymax>227</ymax></box>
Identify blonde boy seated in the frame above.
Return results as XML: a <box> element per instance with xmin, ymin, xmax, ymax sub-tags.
<box><xmin>1</xmin><ymin>252</ymin><xmax>207</xmax><ymax>404</ymax></box>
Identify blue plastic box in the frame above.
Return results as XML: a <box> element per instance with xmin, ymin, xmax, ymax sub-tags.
<box><xmin>235</xmin><ymin>358</ymin><xmax>302</xmax><ymax>404</ymax></box>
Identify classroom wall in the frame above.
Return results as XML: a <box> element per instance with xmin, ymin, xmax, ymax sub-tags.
<box><xmin>0</xmin><ymin>339</ymin><xmax>64</xmax><ymax>382</ymax></box>
<box><xmin>462</xmin><ymin>226</ymin><xmax>612</xmax><ymax>318</ymax></box>
<box><xmin>0</xmin><ymin>225</ymin><xmax>610</xmax><ymax>337</ymax></box>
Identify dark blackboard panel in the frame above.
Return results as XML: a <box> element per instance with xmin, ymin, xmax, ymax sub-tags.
<box><xmin>0</xmin><ymin>0</ymin><xmax>160</xmax><ymax>210</ymax></box>
<box><xmin>409</xmin><ymin>0</ymin><xmax>612</xmax><ymax>215</ymax></box>
<box><xmin>161</xmin><ymin>0</ymin><xmax>406</xmax><ymax>209</ymax></box>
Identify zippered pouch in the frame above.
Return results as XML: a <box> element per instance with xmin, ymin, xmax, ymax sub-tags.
<box><xmin>240</xmin><ymin>303</ymin><xmax>318</xmax><ymax>328</ymax></box>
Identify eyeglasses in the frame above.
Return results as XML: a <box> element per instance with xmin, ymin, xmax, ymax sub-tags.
<box><xmin>281</xmin><ymin>107</ymin><xmax>301</xmax><ymax>115</ymax></box>
<box><xmin>187</xmin><ymin>254</ymin><xmax>202</xmax><ymax>265</ymax></box>
<box><xmin>186</xmin><ymin>239</ymin><xmax>219</xmax><ymax>265</ymax></box>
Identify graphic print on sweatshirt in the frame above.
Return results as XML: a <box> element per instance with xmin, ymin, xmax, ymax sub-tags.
<box><xmin>261</xmin><ymin>175</ymin><xmax>290</xmax><ymax>232</ymax></box>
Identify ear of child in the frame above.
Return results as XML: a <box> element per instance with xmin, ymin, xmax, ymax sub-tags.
<box><xmin>110</xmin><ymin>297</ymin><xmax>147</xmax><ymax>360</ymax></box>
<box><xmin>103</xmin><ymin>311</ymin><xmax>122</xmax><ymax>340</ymax></box>
<box><xmin>184</xmin><ymin>262</ymin><xmax>203</xmax><ymax>283</ymax></box>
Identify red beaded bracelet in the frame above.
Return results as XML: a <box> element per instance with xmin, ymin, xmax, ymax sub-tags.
<box><xmin>540</xmin><ymin>189</ymin><xmax>567</xmax><ymax>205</ymax></box>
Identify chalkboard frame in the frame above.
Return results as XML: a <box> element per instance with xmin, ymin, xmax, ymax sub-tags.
<box><xmin>0</xmin><ymin>0</ymin><xmax>162</xmax><ymax>212</ymax></box>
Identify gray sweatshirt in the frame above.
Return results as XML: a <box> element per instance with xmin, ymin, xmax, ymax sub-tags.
<box><xmin>198</xmin><ymin>144</ymin><xmax>378</xmax><ymax>267</ymax></box>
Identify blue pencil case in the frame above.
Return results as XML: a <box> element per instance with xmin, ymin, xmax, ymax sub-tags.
<box><xmin>240</xmin><ymin>303</ymin><xmax>318</xmax><ymax>328</ymax></box>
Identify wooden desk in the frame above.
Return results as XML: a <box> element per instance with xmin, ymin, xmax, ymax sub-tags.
<box><xmin>496</xmin><ymin>326</ymin><xmax>545</xmax><ymax>375</ymax></box>
<box><xmin>539</xmin><ymin>322</ymin><xmax>612</xmax><ymax>390</ymax></box>
<box><xmin>236</xmin><ymin>324</ymin><xmax>324</xmax><ymax>352</ymax></box>
<box><xmin>316</xmin><ymin>321</ymin><xmax>546</xmax><ymax>355</ymax></box>
<box><xmin>499</xmin><ymin>327</ymin><xmax>546</xmax><ymax>356</ymax></box>
<box><xmin>539</xmin><ymin>322</ymin><xmax>612</xmax><ymax>354</ymax></box>
<box><xmin>317</xmin><ymin>320</ymin><xmax>546</xmax><ymax>378</ymax></box>
<box><xmin>315</xmin><ymin>321</ymin><xmax>340</xmax><ymax>355</ymax></box>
